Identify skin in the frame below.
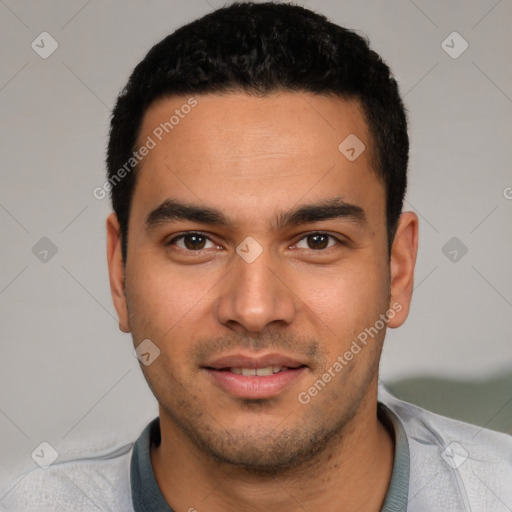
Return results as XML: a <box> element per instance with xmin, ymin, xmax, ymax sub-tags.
<box><xmin>107</xmin><ymin>92</ymin><xmax>418</xmax><ymax>511</ymax></box>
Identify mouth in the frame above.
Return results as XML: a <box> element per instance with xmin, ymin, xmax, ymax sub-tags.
<box><xmin>202</xmin><ymin>354</ymin><xmax>308</xmax><ymax>399</ymax></box>
<box><xmin>218</xmin><ymin>365</ymin><xmax>303</xmax><ymax>376</ymax></box>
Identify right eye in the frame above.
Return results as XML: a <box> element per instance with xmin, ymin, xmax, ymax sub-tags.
<box><xmin>167</xmin><ymin>232</ymin><xmax>218</xmax><ymax>251</ymax></box>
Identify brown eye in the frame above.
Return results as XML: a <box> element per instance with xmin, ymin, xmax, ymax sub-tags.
<box><xmin>307</xmin><ymin>234</ymin><xmax>329</xmax><ymax>249</ymax></box>
<box><xmin>183</xmin><ymin>234</ymin><xmax>206</xmax><ymax>250</ymax></box>
<box><xmin>295</xmin><ymin>233</ymin><xmax>338</xmax><ymax>250</ymax></box>
<box><xmin>170</xmin><ymin>233</ymin><xmax>215</xmax><ymax>251</ymax></box>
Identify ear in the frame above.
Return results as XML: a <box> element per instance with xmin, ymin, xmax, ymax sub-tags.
<box><xmin>106</xmin><ymin>213</ymin><xmax>131</xmax><ymax>333</ymax></box>
<box><xmin>387</xmin><ymin>211</ymin><xmax>419</xmax><ymax>328</ymax></box>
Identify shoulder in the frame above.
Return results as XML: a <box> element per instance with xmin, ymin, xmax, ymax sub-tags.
<box><xmin>0</xmin><ymin>441</ymin><xmax>135</xmax><ymax>512</ymax></box>
<box><xmin>379</xmin><ymin>383</ymin><xmax>512</xmax><ymax>454</ymax></box>
<box><xmin>379</xmin><ymin>384</ymin><xmax>512</xmax><ymax>511</ymax></box>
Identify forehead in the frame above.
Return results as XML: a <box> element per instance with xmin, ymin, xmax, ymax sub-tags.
<box><xmin>132</xmin><ymin>92</ymin><xmax>384</xmax><ymax>227</ymax></box>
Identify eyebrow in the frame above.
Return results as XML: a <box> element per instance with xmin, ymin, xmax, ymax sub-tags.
<box><xmin>145</xmin><ymin>196</ymin><xmax>367</xmax><ymax>231</ymax></box>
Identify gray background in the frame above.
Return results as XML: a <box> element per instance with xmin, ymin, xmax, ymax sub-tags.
<box><xmin>1</xmin><ymin>0</ymin><xmax>511</xmax><ymax>484</ymax></box>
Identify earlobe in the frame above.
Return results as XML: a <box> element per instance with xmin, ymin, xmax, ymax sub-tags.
<box><xmin>106</xmin><ymin>213</ymin><xmax>131</xmax><ymax>333</ymax></box>
<box><xmin>387</xmin><ymin>211</ymin><xmax>419</xmax><ymax>329</ymax></box>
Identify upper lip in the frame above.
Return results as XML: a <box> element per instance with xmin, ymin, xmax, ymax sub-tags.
<box><xmin>203</xmin><ymin>353</ymin><xmax>307</xmax><ymax>370</ymax></box>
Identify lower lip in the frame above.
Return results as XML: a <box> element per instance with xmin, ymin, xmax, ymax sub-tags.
<box><xmin>204</xmin><ymin>368</ymin><xmax>307</xmax><ymax>399</ymax></box>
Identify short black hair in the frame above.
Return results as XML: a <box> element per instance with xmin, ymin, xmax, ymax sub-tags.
<box><xmin>107</xmin><ymin>1</ymin><xmax>408</xmax><ymax>261</ymax></box>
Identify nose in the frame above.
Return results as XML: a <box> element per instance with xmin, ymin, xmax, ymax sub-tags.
<box><xmin>215</xmin><ymin>246</ymin><xmax>296</xmax><ymax>333</ymax></box>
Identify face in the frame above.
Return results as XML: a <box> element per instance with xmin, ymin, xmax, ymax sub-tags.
<box><xmin>107</xmin><ymin>92</ymin><xmax>416</xmax><ymax>473</ymax></box>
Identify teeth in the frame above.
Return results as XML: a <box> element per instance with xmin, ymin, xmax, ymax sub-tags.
<box><xmin>230</xmin><ymin>366</ymin><xmax>288</xmax><ymax>376</ymax></box>
<box><xmin>256</xmin><ymin>366</ymin><xmax>273</xmax><ymax>376</ymax></box>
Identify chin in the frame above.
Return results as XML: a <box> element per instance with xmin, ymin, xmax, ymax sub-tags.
<box><xmin>184</xmin><ymin>419</ymin><xmax>348</xmax><ymax>476</ymax></box>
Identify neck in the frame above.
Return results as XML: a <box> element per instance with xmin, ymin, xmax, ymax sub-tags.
<box><xmin>151</xmin><ymin>386</ymin><xmax>394</xmax><ymax>512</ymax></box>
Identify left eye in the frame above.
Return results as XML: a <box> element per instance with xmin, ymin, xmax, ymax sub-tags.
<box><xmin>295</xmin><ymin>233</ymin><xmax>338</xmax><ymax>250</ymax></box>
<box><xmin>170</xmin><ymin>233</ymin><xmax>217</xmax><ymax>251</ymax></box>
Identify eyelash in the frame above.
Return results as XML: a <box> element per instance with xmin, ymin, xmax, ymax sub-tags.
<box><xmin>166</xmin><ymin>231</ymin><xmax>344</xmax><ymax>252</ymax></box>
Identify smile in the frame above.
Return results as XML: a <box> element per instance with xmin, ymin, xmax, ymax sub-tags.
<box><xmin>223</xmin><ymin>366</ymin><xmax>296</xmax><ymax>376</ymax></box>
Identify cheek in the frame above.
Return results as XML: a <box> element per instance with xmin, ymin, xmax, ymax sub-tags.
<box><xmin>299</xmin><ymin>270</ymin><xmax>387</xmax><ymax>385</ymax></box>
<box><xmin>298</xmin><ymin>263</ymin><xmax>385</xmax><ymax>332</ymax></box>
<box><xmin>125</xmin><ymin>252</ymin><xmax>223</xmax><ymax>341</ymax></box>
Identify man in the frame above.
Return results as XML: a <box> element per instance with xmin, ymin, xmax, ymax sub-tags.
<box><xmin>2</xmin><ymin>2</ymin><xmax>511</xmax><ymax>511</ymax></box>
